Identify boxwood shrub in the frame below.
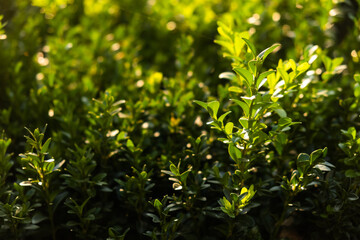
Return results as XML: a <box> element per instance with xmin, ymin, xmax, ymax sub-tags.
<box><xmin>0</xmin><ymin>0</ymin><xmax>360</xmax><ymax>239</ymax></box>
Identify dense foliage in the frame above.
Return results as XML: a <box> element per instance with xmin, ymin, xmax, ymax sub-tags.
<box><xmin>1</xmin><ymin>0</ymin><xmax>360</xmax><ymax>239</ymax></box>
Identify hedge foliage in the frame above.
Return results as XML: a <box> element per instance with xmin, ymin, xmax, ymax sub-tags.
<box><xmin>1</xmin><ymin>0</ymin><xmax>360</xmax><ymax>239</ymax></box>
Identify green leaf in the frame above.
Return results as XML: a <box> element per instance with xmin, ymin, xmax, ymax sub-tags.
<box><xmin>257</xmin><ymin>44</ymin><xmax>280</xmax><ymax>61</ymax></box>
<box><xmin>223</xmin><ymin>196</ymin><xmax>232</xmax><ymax>209</ymax></box>
<box><xmin>314</xmin><ymin>164</ymin><xmax>331</xmax><ymax>171</ymax></box>
<box><xmin>348</xmin><ymin>193</ymin><xmax>359</xmax><ymax>201</ymax></box>
<box><xmin>345</xmin><ymin>169</ymin><xmax>359</xmax><ymax>178</ymax></box>
<box><xmin>273</xmin><ymin>108</ymin><xmax>287</xmax><ymax>118</ymax></box>
<box><xmin>53</xmin><ymin>191</ymin><xmax>68</xmax><ymax>213</ymax></box>
<box><xmin>290</xmin><ymin>170</ymin><xmax>300</xmax><ymax>185</ymax></box>
<box><xmin>207</xmin><ymin>101</ymin><xmax>220</xmax><ymax>120</ymax></box>
<box><xmin>234</xmin><ymin>31</ymin><xmax>250</xmax><ymax>56</ymax></box>
<box><xmin>354</xmin><ymin>74</ymin><xmax>360</xmax><ymax>83</ymax></box>
<box><xmin>126</xmin><ymin>139</ymin><xmax>135</xmax><ymax>152</ymax></box>
<box><xmin>228</xmin><ymin>143</ymin><xmax>242</xmax><ymax>163</ymax></box>
<box><xmin>297</xmin><ymin>153</ymin><xmax>310</xmax><ymax>166</ymax></box>
<box><xmin>242</xmin><ymin>38</ymin><xmax>257</xmax><ymax>57</ymax></box>
<box><xmin>41</xmin><ymin>138</ymin><xmax>51</xmax><ymax>153</ymax></box>
<box><xmin>239</xmin><ymin>118</ymin><xmax>249</xmax><ymax>129</ymax></box>
<box><xmin>231</xmin><ymin>99</ymin><xmax>249</xmax><ymax>117</ymax></box>
<box><xmin>180</xmin><ymin>170</ymin><xmax>190</xmax><ymax>184</ymax></box>
<box><xmin>230</xmin><ymin>193</ymin><xmax>239</xmax><ymax>202</ymax></box>
<box><xmin>217</xmin><ymin>26</ymin><xmax>232</xmax><ymax>41</ymax></box>
<box><xmin>338</xmin><ymin>143</ymin><xmax>350</xmax><ymax>156</ymax></box>
<box><xmin>322</xmin><ymin>161</ymin><xmax>335</xmax><ymax>169</ymax></box>
<box><xmin>154</xmin><ymin>199</ymin><xmax>163</xmax><ymax>212</ymax></box>
<box><xmin>146</xmin><ymin>213</ymin><xmax>161</xmax><ymax>223</ymax></box>
<box><xmin>214</xmin><ymin>40</ymin><xmax>234</xmax><ymax>54</ymax></box>
<box><xmin>53</xmin><ymin>159</ymin><xmax>65</xmax><ymax>171</ymax></box>
<box><xmin>322</xmin><ymin>147</ymin><xmax>330</xmax><ymax>158</ymax></box>
<box><xmin>193</xmin><ymin>100</ymin><xmax>207</xmax><ymax>110</ymax></box>
<box><xmin>248</xmin><ymin>60</ymin><xmax>257</xmax><ymax>76</ymax></box>
<box><xmin>45</xmin><ymin>161</ymin><xmax>55</xmax><ymax>172</ymax></box>
<box><xmin>225</xmin><ymin>122</ymin><xmax>234</xmax><ymax>135</ymax></box>
<box><xmin>170</xmin><ymin>164</ymin><xmax>180</xmax><ymax>176</ymax></box>
<box><xmin>322</xmin><ymin>55</ymin><xmax>332</xmax><ymax>71</ymax></box>
<box><xmin>267</xmin><ymin>72</ymin><xmax>278</xmax><ymax>93</ymax></box>
<box><xmin>341</xmin><ymin>128</ymin><xmax>357</xmax><ymax>141</ymax></box>
<box><xmin>354</xmin><ymin>84</ymin><xmax>360</xmax><ymax>98</ymax></box>
<box><xmin>278</xmin><ymin>117</ymin><xmax>292</xmax><ymax>127</ymax></box>
<box><xmin>217</xmin><ymin>21</ymin><xmax>232</xmax><ymax>38</ymax></box>
<box><xmin>219</xmin><ymin>72</ymin><xmax>237</xmax><ymax>81</ymax></box>
<box><xmin>297</xmin><ymin>62</ymin><xmax>310</xmax><ymax>73</ymax></box>
<box><xmin>140</xmin><ymin>171</ymin><xmax>147</xmax><ymax>179</ymax></box>
<box><xmin>66</xmin><ymin>221</ymin><xmax>80</xmax><ymax>227</ymax></box>
<box><xmin>161</xmin><ymin>170</ymin><xmax>175</xmax><ymax>176</ymax></box>
<box><xmin>233</xmin><ymin>67</ymin><xmax>253</xmax><ymax>87</ymax></box>
<box><xmin>332</xmin><ymin>57</ymin><xmax>343</xmax><ymax>69</ymax></box>
<box><xmin>32</xmin><ymin>212</ymin><xmax>48</xmax><ymax>224</ymax></box>
<box><xmin>278</xmin><ymin>67</ymin><xmax>289</xmax><ymax>86</ymax></box>
<box><xmin>257</xmin><ymin>70</ymin><xmax>275</xmax><ymax>89</ymax></box>
<box><xmin>228</xmin><ymin>86</ymin><xmax>243</xmax><ymax>93</ymax></box>
<box><xmin>80</xmin><ymin>197</ymin><xmax>91</xmax><ymax>213</ymax></box>
<box><xmin>218</xmin><ymin>111</ymin><xmax>232</xmax><ymax>124</ymax></box>
<box><xmin>310</xmin><ymin>149</ymin><xmax>323</xmax><ymax>165</ymax></box>
<box><xmin>348</xmin><ymin>127</ymin><xmax>357</xmax><ymax>140</ymax></box>
<box><xmin>24</xmin><ymin>224</ymin><xmax>40</xmax><ymax>230</ymax></box>
<box><xmin>108</xmin><ymin>227</ymin><xmax>116</xmax><ymax>237</ymax></box>
<box><xmin>288</xmin><ymin>59</ymin><xmax>297</xmax><ymax>71</ymax></box>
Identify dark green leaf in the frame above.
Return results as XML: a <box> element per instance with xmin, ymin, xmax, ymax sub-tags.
<box><xmin>228</xmin><ymin>143</ymin><xmax>242</xmax><ymax>163</ymax></box>
<box><xmin>32</xmin><ymin>212</ymin><xmax>48</xmax><ymax>224</ymax></box>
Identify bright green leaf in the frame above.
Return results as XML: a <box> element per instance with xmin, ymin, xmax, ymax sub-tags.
<box><xmin>354</xmin><ymin>74</ymin><xmax>360</xmax><ymax>83</ymax></box>
<box><xmin>170</xmin><ymin>164</ymin><xmax>180</xmax><ymax>176</ymax></box>
<box><xmin>193</xmin><ymin>100</ymin><xmax>207</xmax><ymax>110</ymax></box>
<box><xmin>224</xmin><ymin>122</ymin><xmax>234</xmax><ymax>135</ymax></box>
<box><xmin>257</xmin><ymin>44</ymin><xmax>280</xmax><ymax>61</ymax></box>
<box><xmin>239</xmin><ymin>117</ymin><xmax>249</xmax><ymax>129</ymax></box>
<box><xmin>232</xmin><ymin>99</ymin><xmax>250</xmax><ymax>116</ymax></box>
<box><xmin>154</xmin><ymin>199</ymin><xmax>163</xmax><ymax>212</ymax></box>
<box><xmin>242</xmin><ymin>38</ymin><xmax>256</xmax><ymax>57</ymax></box>
<box><xmin>228</xmin><ymin>86</ymin><xmax>243</xmax><ymax>93</ymax></box>
<box><xmin>207</xmin><ymin>101</ymin><xmax>220</xmax><ymax>120</ymax></box>
<box><xmin>233</xmin><ymin>67</ymin><xmax>253</xmax><ymax>87</ymax></box>
<box><xmin>218</xmin><ymin>111</ymin><xmax>232</xmax><ymax>124</ymax></box>
<box><xmin>257</xmin><ymin>70</ymin><xmax>275</xmax><ymax>89</ymax></box>
<box><xmin>248</xmin><ymin>60</ymin><xmax>257</xmax><ymax>76</ymax></box>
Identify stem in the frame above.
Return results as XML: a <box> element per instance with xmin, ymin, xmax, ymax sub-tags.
<box><xmin>247</xmin><ymin>68</ymin><xmax>259</xmax><ymax>132</ymax></box>
<box><xmin>10</xmin><ymin>214</ymin><xmax>19</xmax><ymax>240</ymax></box>
<box><xmin>44</xmin><ymin>177</ymin><xmax>56</xmax><ymax>240</ymax></box>
<box><xmin>248</xmin><ymin>99</ymin><xmax>255</xmax><ymax>129</ymax></box>
<box><xmin>38</xmin><ymin>149</ymin><xmax>56</xmax><ymax>240</ymax></box>
<box><xmin>227</xmin><ymin>220</ymin><xmax>235</xmax><ymax>239</ymax></box>
<box><xmin>271</xmin><ymin>195</ymin><xmax>290</xmax><ymax>240</ymax></box>
<box><xmin>48</xmin><ymin>204</ymin><xmax>56</xmax><ymax>240</ymax></box>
